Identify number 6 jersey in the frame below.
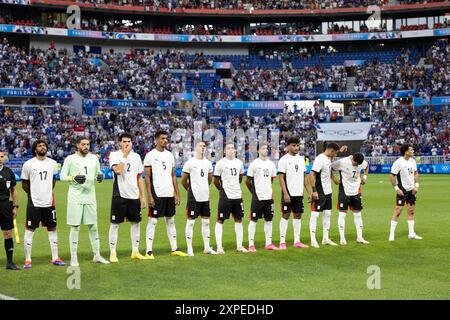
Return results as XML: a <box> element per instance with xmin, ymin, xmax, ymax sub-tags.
<box><xmin>182</xmin><ymin>157</ymin><xmax>213</xmax><ymax>202</ymax></box>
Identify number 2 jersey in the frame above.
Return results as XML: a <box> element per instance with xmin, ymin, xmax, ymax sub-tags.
<box><xmin>109</xmin><ymin>150</ymin><xmax>144</xmax><ymax>200</ymax></box>
<box><xmin>60</xmin><ymin>153</ymin><xmax>102</xmax><ymax>205</ymax></box>
<box><xmin>21</xmin><ymin>157</ymin><xmax>58</xmax><ymax>208</ymax></box>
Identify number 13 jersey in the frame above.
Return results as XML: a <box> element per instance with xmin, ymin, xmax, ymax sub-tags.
<box><xmin>214</xmin><ymin>157</ymin><xmax>244</xmax><ymax>200</ymax></box>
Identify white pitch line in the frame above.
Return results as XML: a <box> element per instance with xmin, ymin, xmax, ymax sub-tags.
<box><xmin>0</xmin><ymin>293</ymin><xmax>18</xmax><ymax>300</ymax></box>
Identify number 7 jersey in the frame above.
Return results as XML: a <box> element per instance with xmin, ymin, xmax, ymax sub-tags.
<box><xmin>60</xmin><ymin>153</ymin><xmax>102</xmax><ymax>204</ymax></box>
<box><xmin>331</xmin><ymin>156</ymin><xmax>361</xmax><ymax>196</ymax></box>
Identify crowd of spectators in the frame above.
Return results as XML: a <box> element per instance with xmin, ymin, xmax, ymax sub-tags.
<box><xmin>70</xmin><ymin>0</ymin><xmax>389</xmax><ymax>11</ymax></box>
<box><xmin>1</xmin><ymin>39</ymin><xmax>449</xmax><ymax>101</ymax></box>
<box><xmin>353</xmin><ymin>40</ymin><xmax>449</xmax><ymax>96</ymax></box>
<box><xmin>362</xmin><ymin>103</ymin><xmax>448</xmax><ymax>157</ymax></box>
<box><xmin>232</xmin><ymin>65</ymin><xmax>347</xmax><ymax>101</ymax></box>
<box><xmin>0</xmin><ymin>102</ymin><xmax>447</xmax><ymax>168</ymax></box>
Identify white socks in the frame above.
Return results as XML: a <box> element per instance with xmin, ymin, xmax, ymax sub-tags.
<box><xmin>26</xmin><ymin>230</ymin><xmax>59</xmax><ymax>261</ymax></box>
<box><xmin>69</xmin><ymin>226</ymin><xmax>80</xmax><ymax>259</ymax></box>
<box><xmin>353</xmin><ymin>211</ymin><xmax>363</xmax><ymax>240</ymax></box>
<box><xmin>264</xmin><ymin>221</ymin><xmax>273</xmax><ymax>246</ymax></box>
<box><xmin>146</xmin><ymin>217</ymin><xmax>158</xmax><ymax>253</ymax></box>
<box><xmin>338</xmin><ymin>212</ymin><xmax>346</xmax><ymax>241</ymax></box>
<box><xmin>407</xmin><ymin>220</ymin><xmax>415</xmax><ymax>237</ymax></box>
<box><xmin>48</xmin><ymin>230</ymin><xmax>59</xmax><ymax>261</ymax></box>
<box><xmin>24</xmin><ymin>229</ymin><xmax>34</xmax><ymax>261</ymax></box>
<box><xmin>110</xmin><ymin>223</ymin><xmax>141</xmax><ymax>254</ymax></box>
<box><xmin>109</xmin><ymin>223</ymin><xmax>119</xmax><ymax>254</ymax></box>
<box><xmin>215</xmin><ymin>222</ymin><xmax>223</xmax><ymax>250</ymax></box>
<box><xmin>293</xmin><ymin>219</ymin><xmax>301</xmax><ymax>243</ymax></box>
<box><xmin>186</xmin><ymin>219</ymin><xmax>195</xmax><ymax>253</ymax></box>
<box><xmin>323</xmin><ymin>210</ymin><xmax>332</xmax><ymax>241</ymax></box>
<box><xmin>279</xmin><ymin>217</ymin><xmax>288</xmax><ymax>244</ymax></box>
<box><xmin>88</xmin><ymin>224</ymin><xmax>100</xmax><ymax>256</ymax></box>
<box><xmin>130</xmin><ymin>222</ymin><xmax>140</xmax><ymax>253</ymax></box>
<box><xmin>309</xmin><ymin>211</ymin><xmax>320</xmax><ymax>243</ymax></box>
<box><xmin>389</xmin><ymin>220</ymin><xmax>398</xmax><ymax>239</ymax></box>
<box><xmin>201</xmin><ymin>218</ymin><xmax>211</xmax><ymax>251</ymax></box>
<box><xmin>165</xmin><ymin>217</ymin><xmax>178</xmax><ymax>252</ymax></box>
<box><xmin>235</xmin><ymin>222</ymin><xmax>243</xmax><ymax>249</ymax></box>
<box><xmin>248</xmin><ymin>220</ymin><xmax>257</xmax><ymax>247</ymax></box>
<box><xmin>214</xmin><ymin>222</ymin><xmax>244</xmax><ymax>250</ymax></box>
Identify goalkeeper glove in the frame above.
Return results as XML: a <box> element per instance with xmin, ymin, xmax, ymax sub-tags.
<box><xmin>97</xmin><ymin>173</ymin><xmax>104</xmax><ymax>183</ymax></box>
<box><xmin>73</xmin><ymin>175</ymin><xmax>86</xmax><ymax>184</ymax></box>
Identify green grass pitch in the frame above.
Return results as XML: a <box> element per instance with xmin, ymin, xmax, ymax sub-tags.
<box><xmin>0</xmin><ymin>174</ymin><xmax>449</xmax><ymax>300</ymax></box>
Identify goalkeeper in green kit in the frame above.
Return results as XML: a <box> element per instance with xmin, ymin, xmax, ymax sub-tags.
<box><xmin>60</xmin><ymin>137</ymin><xmax>110</xmax><ymax>267</ymax></box>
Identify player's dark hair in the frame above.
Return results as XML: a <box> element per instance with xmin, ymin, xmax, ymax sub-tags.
<box><xmin>353</xmin><ymin>152</ymin><xmax>364</xmax><ymax>165</ymax></box>
<box><xmin>31</xmin><ymin>139</ymin><xmax>49</xmax><ymax>156</ymax></box>
<box><xmin>400</xmin><ymin>144</ymin><xmax>412</xmax><ymax>156</ymax></box>
<box><xmin>118</xmin><ymin>133</ymin><xmax>133</xmax><ymax>142</ymax></box>
<box><xmin>155</xmin><ymin>130</ymin><xmax>168</xmax><ymax>139</ymax></box>
<box><xmin>76</xmin><ymin>136</ymin><xmax>90</xmax><ymax>144</ymax></box>
<box><xmin>286</xmin><ymin>136</ymin><xmax>300</xmax><ymax>145</ymax></box>
<box><xmin>326</xmin><ymin>142</ymin><xmax>340</xmax><ymax>151</ymax></box>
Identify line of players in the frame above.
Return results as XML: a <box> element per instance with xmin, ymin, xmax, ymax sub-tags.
<box><xmin>0</xmin><ymin>131</ymin><xmax>422</xmax><ymax>270</ymax></box>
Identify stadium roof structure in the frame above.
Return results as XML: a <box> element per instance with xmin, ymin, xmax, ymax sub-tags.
<box><xmin>21</xmin><ymin>0</ymin><xmax>450</xmax><ymax>18</ymax></box>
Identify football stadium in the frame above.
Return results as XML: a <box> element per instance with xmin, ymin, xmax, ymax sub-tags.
<box><xmin>0</xmin><ymin>0</ymin><xmax>449</xmax><ymax>304</ymax></box>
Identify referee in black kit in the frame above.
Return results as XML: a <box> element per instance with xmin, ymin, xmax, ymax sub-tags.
<box><xmin>0</xmin><ymin>149</ymin><xmax>20</xmax><ymax>270</ymax></box>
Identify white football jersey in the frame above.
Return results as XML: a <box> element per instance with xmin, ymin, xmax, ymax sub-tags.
<box><xmin>110</xmin><ymin>150</ymin><xmax>144</xmax><ymax>200</ymax></box>
<box><xmin>390</xmin><ymin>157</ymin><xmax>417</xmax><ymax>192</ymax></box>
<box><xmin>277</xmin><ymin>153</ymin><xmax>306</xmax><ymax>197</ymax></box>
<box><xmin>214</xmin><ymin>157</ymin><xmax>244</xmax><ymax>200</ymax></box>
<box><xmin>247</xmin><ymin>158</ymin><xmax>277</xmax><ymax>201</ymax></box>
<box><xmin>331</xmin><ymin>156</ymin><xmax>361</xmax><ymax>196</ymax></box>
<box><xmin>182</xmin><ymin>157</ymin><xmax>213</xmax><ymax>202</ymax></box>
<box><xmin>143</xmin><ymin>149</ymin><xmax>175</xmax><ymax>198</ymax></box>
<box><xmin>21</xmin><ymin>157</ymin><xmax>58</xmax><ymax>207</ymax></box>
<box><xmin>311</xmin><ymin>153</ymin><xmax>333</xmax><ymax>195</ymax></box>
